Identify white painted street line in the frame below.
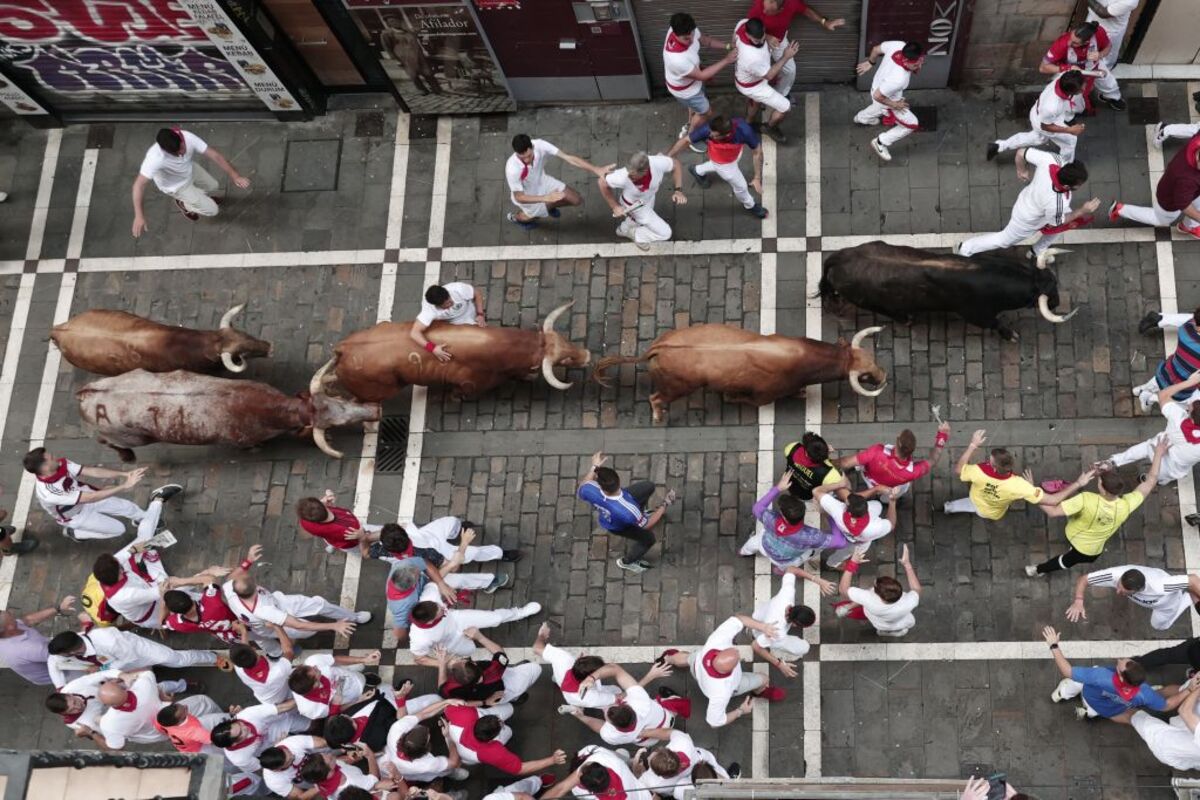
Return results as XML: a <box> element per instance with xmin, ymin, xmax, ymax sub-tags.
<box><xmin>77</xmin><ymin>249</ymin><xmax>396</xmax><ymax>273</ymax></box>
<box><xmin>24</xmin><ymin>129</ymin><xmax>61</xmax><ymax>262</ymax></box>
<box><xmin>805</xmin><ymin>93</ymin><xmax>822</xmax><ymax>239</ymax></box>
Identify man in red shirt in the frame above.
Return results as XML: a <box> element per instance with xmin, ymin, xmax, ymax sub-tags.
<box><xmin>1111</xmin><ymin>133</ymin><xmax>1200</xmax><ymax>239</ymax></box>
<box><xmin>748</xmin><ymin>0</ymin><xmax>844</xmax><ymax>104</ymax></box>
<box><xmin>296</xmin><ymin>490</ymin><xmax>367</xmax><ymax>554</ymax></box>
<box><xmin>835</xmin><ymin>422</ymin><xmax>951</xmax><ymax>500</ymax></box>
<box><xmin>161</xmin><ymin>583</ymin><xmax>242</xmax><ymax>644</ymax></box>
<box><xmin>1039</xmin><ymin>21</ymin><xmax>1123</xmax><ymax>112</ymax></box>
<box><xmin>444</xmin><ymin>704</ymin><xmax>567</xmax><ymax>775</ymax></box>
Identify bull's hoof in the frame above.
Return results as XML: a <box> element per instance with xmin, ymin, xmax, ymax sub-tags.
<box><xmin>1138</xmin><ymin>311</ymin><xmax>1162</xmax><ymax>336</ymax></box>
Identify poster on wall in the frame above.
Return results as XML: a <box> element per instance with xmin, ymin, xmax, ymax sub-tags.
<box><xmin>0</xmin><ymin>0</ymin><xmax>260</xmax><ymax>113</ymax></box>
<box><xmin>0</xmin><ymin>65</ymin><xmax>48</xmax><ymax>115</ymax></box>
<box><xmin>343</xmin><ymin>0</ymin><xmax>514</xmax><ymax>114</ymax></box>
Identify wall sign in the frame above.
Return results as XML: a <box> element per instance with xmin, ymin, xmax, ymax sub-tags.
<box><xmin>0</xmin><ymin>63</ymin><xmax>48</xmax><ymax>114</ymax></box>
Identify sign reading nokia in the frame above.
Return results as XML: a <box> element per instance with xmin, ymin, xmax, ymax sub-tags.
<box><xmin>856</xmin><ymin>0</ymin><xmax>970</xmax><ymax>90</ymax></box>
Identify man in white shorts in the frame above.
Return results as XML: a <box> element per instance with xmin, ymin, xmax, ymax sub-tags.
<box><xmin>663</xmin><ymin>13</ymin><xmax>736</xmax><ymax>147</ymax></box>
<box><xmin>750</xmin><ymin>566</ymin><xmax>821</xmax><ymax>676</ymax></box>
<box><xmin>986</xmin><ymin>71</ymin><xmax>1087</xmax><ymax>164</ymax></box>
<box><xmin>1068</xmin><ymin>564</ymin><xmax>1200</xmax><ymax>629</ymax></box>
<box><xmin>130</xmin><ymin>127</ymin><xmax>251</xmax><ymax>237</ymax></box>
<box><xmin>597</xmin><ymin>151</ymin><xmax>687</xmax><ymax>250</ymax></box>
<box><xmin>855</xmin><ymin>40</ymin><xmax>926</xmax><ymax>161</ymax></box>
<box><xmin>532</xmin><ymin>622</ymin><xmax>622</xmax><ymax>709</ymax></box>
<box><xmin>1099</xmin><ymin>372</ymin><xmax>1200</xmax><ymax>484</ymax></box>
<box><xmin>504</xmin><ymin>133</ymin><xmax>611</xmax><ymax>230</ymax></box>
<box><xmin>835</xmin><ymin>544</ymin><xmax>923</xmax><ymax>637</ymax></box>
<box><xmin>660</xmin><ymin>614</ymin><xmax>785</xmax><ymax>727</ymax></box>
<box><xmin>409</xmin><ymin>281</ymin><xmax>486</xmax><ymax>363</ymax></box>
<box><xmin>814</xmin><ymin>477</ymin><xmax>897</xmax><ymax>568</ymax></box>
<box><xmin>960</xmin><ymin>148</ymin><xmax>1099</xmax><ymax>259</ymax></box>
<box><xmin>732</xmin><ymin>17</ymin><xmax>799</xmax><ymax>143</ymax></box>
<box><xmin>408</xmin><ymin>599</ymin><xmax>541</xmax><ymax>664</ymax></box>
<box><xmin>26</xmin><ymin>447</ymin><xmax>179</xmax><ymax>542</ymax></box>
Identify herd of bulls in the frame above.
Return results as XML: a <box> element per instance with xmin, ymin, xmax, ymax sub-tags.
<box><xmin>51</xmin><ymin>242</ymin><xmax>1078</xmax><ymax>462</ymax></box>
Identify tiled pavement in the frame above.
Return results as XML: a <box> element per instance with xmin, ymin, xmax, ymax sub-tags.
<box><xmin>0</xmin><ymin>80</ymin><xmax>1198</xmax><ymax>799</ymax></box>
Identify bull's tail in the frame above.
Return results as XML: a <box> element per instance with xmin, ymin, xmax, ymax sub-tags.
<box><xmin>592</xmin><ymin>353</ymin><xmax>652</xmax><ymax>387</ymax></box>
<box><xmin>814</xmin><ymin>255</ymin><xmax>837</xmax><ymax>301</ymax></box>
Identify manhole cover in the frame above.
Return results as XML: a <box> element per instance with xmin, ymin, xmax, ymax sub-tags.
<box><xmin>281</xmin><ymin>139</ymin><xmax>341</xmax><ymax>192</ymax></box>
<box><xmin>376</xmin><ymin>415</ymin><xmax>410</xmax><ymax>474</ymax></box>
<box><xmin>910</xmin><ymin>106</ymin><xmax>937</xmax><ymax>132</ymax></box>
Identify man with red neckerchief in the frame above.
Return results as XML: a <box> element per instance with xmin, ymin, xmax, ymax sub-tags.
<box><xmin>986</xmin><ymin>71</ymin><xmax>1087</xmax><ymax>166</ymax></box>
<box><xmin>662</xmin><ymin>13</ymin><xmax>736</xmax><ymax>146</ymax></box>
<box><xmin>92</xmin><ymin>543</ymin><xmax>227</xmax><ymax>630</ymax></box>
<box><xmin>211</xmin><ymin>700</ymin><xmax>307</xmax><ymax>773</ymax></box>
<box><xmin>598</xmin><ymin>151</ymin><xmax>686</xmax><ymax>250</ymax></box>
<box><xmin>559</xmin><ymin>661</ymin><xmax>689</xmax><ymax>747</ymax></box>
<box><xmin>1039</xmin><ymin>21</ymin><xmax>1124</xmax><ymax>113</ymax></box>
<box><xmin>229</xmin><ymin>641</ymin><xmax>293</xmax><ymax>705</ymax></box>
<box><xmin>444</xmin><ymin>703</ymin><xmax>568</xmax><ymax>774</ymax></box>
<box><xmin>854</xmin><ymin>40</ymin><xmax>926</xmax><ymax>162</ymax></box>
<box><xmin>748</xmin><ymin>0</ymin><xmax>843</xmax><ymax>113</ymax></box>
<box><xmin>542</xmin><ymin>744</ymin><xmax>649</xmax><ymax>799</ymax></box>
<box><xmin>635</xmin><ymin>729</ymin><xmax>736</xmax><ymax>796</ymax></box>
<box><xmin>1101</xmin><ymin>373</ymin><xmax>1200</xmax><ymax>485</ymax></box>
<box><xmin>836</xmin><ymin>422</ymin><xmax>951</xmax><ymax>500</ymax></box>
<box><xmin>288</xmin><ymin>651</ymin><xmax>381</xmax><ymax>720</ymax></box>
<box><xmin>1112</xmin><ymin>132</ymin><xmax>1200</xmax><ymax>240</ymax></box>
<box><xmin>814</xmin><ymin>477</ymin><xmax>897</xmax><ymax>569</ymax></box>
<box><xmin>731</xmin><ymin>17</ymin><xmax>798</xmax><ymax>143</ymax></box>
<box><xmin>943</xmin><ymin>429</ymin><xmax>1045</xmax><ymax>520</ymax></box>
<box><xmin>96</xmin><ymin>670</ymin><xmax>215</xmax><ymax>750</ymax></box>
<box><xmin>162</xmin><ymin>583</ymin><xmax>243</xmax><ymax>645</ymax></box>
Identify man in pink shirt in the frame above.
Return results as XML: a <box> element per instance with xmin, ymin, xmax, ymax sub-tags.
<box><xmin>836</xmin><ymin>422</ymin><xmax>951</xmax><ymax>500</ymax></box>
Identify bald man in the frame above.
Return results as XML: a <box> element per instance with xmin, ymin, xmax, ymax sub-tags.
<box><xmin>97</xmin><ymin>671</ymin><xmax>220</xmax><ymax>750</ymax></box>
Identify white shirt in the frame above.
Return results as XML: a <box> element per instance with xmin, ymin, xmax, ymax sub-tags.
<box><xmin>262</xmin><ymin>734</ymin><xmax>318</xmax><ymax>797</ymax></box>
<box><xmin>48</xmin><ymin>628</ymin><xmax>159</xmax><ymax>687</ymax></box>
<box><xmin>1088</xmin><ymin>564</ymin><xmax>1193</xmax><ymax>611</ymax></box>
<box><xmin>1160</xmin><ymin>403</ymin><xmax>1200</xmax><ymax>481</ymax></box>
<box><xmin>847</xmin><ymin>586</ymin><xmax>920</xmax><ymax>633</ymax></box>
<box><xmin>663</xmin><ymin>28</ymin><xmax>702</xmax><ymax>97</ymax></box>
<box><xmin>691</xmin><ymin>616</ymin><xmax>745</xmax><ymax>727</ymax></box>
<box><xmin>603</xmin><ymin>155</ymin><xmax>673</xmax><ymax>209</ymax></box>
<box><xmin>415</xmin><ymin>281</ymin><xmax>477</xmax><ymax>327</ymax></box>
<box><xmin>293</xmin><ymin>654</ymin><xmax>367</xmax><ymax>720</ymax></box>
<box><xmin>871</xmin><ymin>41</ymin><xmax>914</xmax><ymax>102</ymax></box>
<box><xmin>235</xmin><ymin>655</ymin><xmax>293</xmax><ymax>706</ymax></box>
<box><xmin>1086</xmin><ymin>0</ymin><xmax>1138</xmax><ymax>37</ymax></box>
<box><xmin>571</xmin><ymin>746</ymin><xmax>647</xmax><ymax>798</ymax></box>
<box><xmin>325</xmin><ymin>762</ymin><xmax>376</xmax><ymax>798</ymax></box>
<box><xmin>58</xmin><ymin>672</ymin><xmax>108</xmax><ymax>733</ymax></box>
<box><xmin>818</xmin><ymin>494</ymin><xmax>893</xmax><ymax>544</ymax></box>
<box><xmin>385</xmin><ymin>715</ymin><xmax>454</xmax><ymax>781</ymax></box>
<box><xmin>598</xmin><ymin>684</ymin><xmax>671</xmax><ymax>745</ymax></box>
<box><xmin>34</xmin><ymin>458</ymin><xmax>94</xmax><ymax>521</ymax></box>
<box><xmin>221</xmin><ymin>583</ymin><xmax>298</xmax><ymax>639</ymax></box>
<box><xmin>541</xmin><ymin>642</ymin><xmax>621</xmax><ymax>708</ymax></box>
<box><xmin>733</xmin><ymin>19</ymin><xmax>770</xmax><ymax>86</ymax></box>
<box><xmin>505</xmin><ymin>140</ymin><xmax>560</xmax><ymax>198</ymax></box>
<box><xmin>638</xmin><ymin>730</ymin><xmax>703</xmax><ymax>796</ymax></box>
<box><xmin>99</xmin><ymin>671</ymin><xmax>165</xmax><ymax>749</ymax></box>
<box><xmin>1032</xmin><ymin>76</ymin><xmax>1077</xmax><ymax>131</ymax></box>
<box><xmin>752</xmin><ymin>572</ymin><xmax>811</xmax><ymax>655</ymax></box>
<box><xmin>1011</xmin><ymin>147</ymin><xmax>1071</xmax><ymax>229</ymax></box>
<box><xmin>139</xmin><ymin>130</ymin><xmax>208</xmax><ymax>194</ymax></box>
<box><xmin>223</xmin><ymin>703</ymin><xmax>286</xmax><ymax>772</ymax></box>
<box><xmin>104</xmin><ymin>545</ymin><xmax>168</xmax><ymax>627</ymax></box>
<box><xmin>409</xmin><ymin>611</ymin><xmax>474</xmax><ymax>658</ymax></box>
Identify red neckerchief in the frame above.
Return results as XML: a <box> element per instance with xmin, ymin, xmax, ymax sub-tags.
<box><xmin>1182</xmin><ymin>418</ymin><xmax>1200</xmax><ymax>444</ymax></box>
<box><xmin>227</xmin><ymin>720</ymin><xmax>260</xmax><ymax>751</ymax></box>
<box><xmin>790</xmin><ymin>448</ymin><xmax>818</xmax><ymax>467</ymax></box>
<box><xmin>632</xmin><ymin>170</ymin><xmax>652</xmax><ymax>192</ymax></box>
<box><xmin>244</xmin><ymin>657</ymin><xmax>272</xmax><ymax>684</ymax></box>
<box><xmin>386</xmin><ymin>581</ymin><xmax>417</xmax><ymax>601</ymax></box>
<box><xmin>773</xmin><ymin>516</ymin><xmax>805</xmax><ymax>537</ymax></box>
<box><xmin>1053</xmin><ymin>78</ymin><xmax>1072</xmax><ymax>100</ymax></box>
<box><xmin>171</xmin><ymin>126</ymin><xmax>186</xmax><ymax>155</ymax></box>
<box><xmin>890</xmin><ymin>51</ymin><xmax>921</xmax><ymax>71</ymax></box>
<box><xmin>1188</xmin><ymin>134</ymin><xmax>1200</xmax><ymax>170</ymax></box>
<box><xmin>1048</xmin><ymin>165</ymin><xmax>1071</xmax><ymax>194</ymax></box>
<box><xmin>78</xmin><ymin>636</ymin><xmax>102</xmax><ymax>665</ymax></box>
<box><xmin>37</xmin><ymin>458</ymin><xmax>70</xmax><ymax>484</ymax></box>
<box><xmin>388</xmin><ymin>542</ymin><xmax>414</xmax><ymax>559</ymax></box>
<box><xmin>115</xmin><ymin>692</ymin><xmax>138</xmax><ymax>713</ymax></box>
<box><xmin>61</xmin><ymin>697</ymin><xmax>86</xmax><ymax>725</ymax></box>
<box><xmin>410</xmin><ymin>613</ymin><xmax>440</xmax><ymax>629</ymax></box>
<box><xmin>519</xmin><ymin>159</ymin><xmax>530</xmax><ymax>181</ymax></box>
<box><xmin>700</xmin><ymin>649</ymin><xmax>732</xmax><ymax>678</ymax></box>
<box><xmin>674</xmin><ymin>751</ymin><xmax>691</xmax><ymax>772</ymax></box>
<box><xmin>1111</xmin><ymin>672</ymin><xmax>1139</xmax><ymax>702</ymax></box>
<box><xmin>561</xmin><ymin>666</ymin><xmax>584</xmax><ymax>693</ymax></box>
<box><xmin>735</xmin><ymin>22</ymin><xmax>759</xmax><ymax>47</ymax></box>
<box><xmin>976</xmin><ymin>462</ymin><xmax>1011</xmax><ymax>480</ymax></box>
<box><xmin>665</xmin><ymin>31</ymin><xmax>690</xmax><ymax>53</ymax></box>
<box><xmin>349</xmin><ymin>713</ymin><xmax>370</xmax><ymax>742</ymax></box>
<box><xmin>315</xmin><ymin>768</ymin><xmax>343</xmax><ymax>796</ymax></box>
<box><xmin>304</xmin><ymin>676</ymin><xmax>333</xmax><ymax>705</ymax></box>
<box><xmin>600</xmin><ymin>769</ymin><xmax>629</xmax><ymax>800</ymax></box>
<box><xmin>100</xmin><ymin>574</ymin><xmax>127</xmax><ymax>597</ymax></box>
<box><xmin>841</xmin><ymin>511</ymin><xmax>870</xmax><ymax>536</ymax></box>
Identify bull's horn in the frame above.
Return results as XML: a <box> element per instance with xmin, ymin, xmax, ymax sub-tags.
<box><xmin>850</xmin><ymin>325</ymin><xmax>883</xmax><ymax>350</ymax></box>
<box><xmin>542</xmin><ymin>356</ymin><xmax>573</xmax><ymax>391</ymax></box>
<box><xmin>220</xmin><ymin>351</ymin><xmax>247</xmax><ymax>373</ymax></box>
<box><xmin>309</xmin><ymin>356</ymin><xmax>337</xmax><ymax>397</ymax></box>
<box><xmin>849</xmin><ymin>370</ymin><xmax>887</xmax><ymax>398</ymax></box>
<box><xmin>219</xmin><ymin>303</ymin><xmax>245</xmax><ymax>329</ymax></box>
<box><xmin>1035</xmin><ymin>248</ymin><xmax>1071</xmax><ymax>270</ymax></box>
<box><xmin>312</xmin><ymin>427</ymin><xmax>343</xmax><ymax>459</ymax></box>
<box><xmin>1037</xmin><ymin>294</ymin><xmax>1079</xmax><ymax>324</ymax></box>
<box><xmin>542</xmin><ymin>301</ymin><xmax>575</xmax><ymax>333</ymax></box>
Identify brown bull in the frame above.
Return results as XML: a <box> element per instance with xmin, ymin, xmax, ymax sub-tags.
<box><xmin>593</xmin><ymin>324</ymin><xmax>888</xmax><ymax>423</ymax></box>
<box><xmin>51</xmin><ymin>304</ymin><xmax>272</xmax><ymax>376</ymax></box>
<box><xmin>312</xmin><ymin>302</ymin><xmax>591</xmax><ymax>404</ymax></box>
<box><xmin>77</xmin><ymin>369</ymin><xmax>379</xmax><ymax>462</ymax></box>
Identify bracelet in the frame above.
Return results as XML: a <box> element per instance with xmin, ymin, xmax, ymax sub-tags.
<box><xmin>674</xmin><ymin>186</ymin><xmax>683</xmax><ymax>192</ymax></box>
<box><xmin>240</xmin><ymin>559</ymin><xmax>252</xmax><ymax>571</ymax></box>
<box><xmin>934</xmin><ymin>431</ymin><xmax>950</xmax><ymax>447</ymax></box>
<box><xmin>425</xmin><ymin>341</ymin><xmax>436</xmax><ymax>353</ymax></box>
<box><xmin>845</xmin><ymin>559</ymin><xmax>861</xmax><ymax>574</ymax></box>
<box><xmin>1049</xmin><ymin>643</ymin><xmax>1060</xmax><ymax>650</ymax></box>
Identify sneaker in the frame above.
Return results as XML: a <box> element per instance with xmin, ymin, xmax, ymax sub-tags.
<box><xmin>1024</xmin><ymin>565</ymin><xmax>1040</xmax><ymax>578</ymax></box>
<box><xmin>557</xmin><ymin>704</ymin><xmax>579</xmax><ymax>715</ymax></box>
<box><xmin>518</xmin><ymin>602</ymin><xmax>542</xmax><ymax>618</ymax></box>
<box><xmin>1103</xmin><ymin>96</ymin><xmax>1127</xmax><ymax>111</ymax></box>
<box><xmin>1051</xmin><ymin>677</ymin><xmax>1073</xmax><ymax>703</ymax></box>
<box><xmin>1186</xmin><ymin>513</ymin><xmax>1200</xmax><ymax>528</ymax></box>
<box><xmin>0</xmin><ymin>534</ymin><xmax>37</xmax><ymax>556</ymax></box>
<box><xmin>655</xmin><ymin>649</ymin><xmax>680</xmax><ymax>666</ymax></box>
<box><xmin>1179</xmin><ymin>222</ymin><xmax>1200</xmax><ymax>240</ymax></box>
<box><xmin>657</xmin><ymin>685</ymin><xmax>680</xmax><ymax>699</ymax></box>
<box><xmin>1138</xmin><ymin>311</ymin><xmax>1162</xmax><ymax>335</ymax></box>
<box><xmin>354</xmin><ymin>611</ymin><xmax>372</xmax><ymax>624</ymax></box>
<box><xmin>756</xmin><ymin>685</ymin><xmax>786</xmax><ymax>702</ymax></box>
<box><xmin>1138</xmin><ymin>472</ymin><xmax>1148</xmax><ymax>484</ymax></box>
<box><xmin>635</xmin><ymin>559</ymin><xmax>653</xmax><ymax>570</ymax></box>
<box><xmin>739</xmin><ymin>532</ymin><xmax>763</xmax><ymax>556</ymax></box>
<box><xmin>365</xmin><ymin>672</ymin><xmax>382</xmax><ymax>687</ymax></box>
<box><xmin>762</xmin><ymin>124</ymin><xmax>787</xmax><ymax>144</ymax></box>
<box><xmin>1139</xmin><ymin>392</ymin><xmax>1156</xmax><ymax>413</ymax></box>
<box><xmin>483</xmin><ymin>573</ymin><xmax>510</xmax><ymax>594</ymax></box>
<box><xmin>746</xmin><ymin>203</ymin><xmax>768</xmax><ymax>219</ymax></box>
<box><xmin>870</xmin><ymin>137</ymin><xmax>891</xmax><ymax>161</ymax></box>
<box><xmin>548</xmin><ymin>207</ymin><xmax>561</xmax><ymax>218</ymax></box>
<box><xmin>616</xmin><ymin>558</ymin><xmax>648</xmax><ymax>573</ymax></box>
<box><xmin>678</xmin><ymin>123</ymin><xmax>690</xmax><ymax>139</ymax></box>
<box><xmin>1153</xmin><ymin>121</ymin><xmax>1166</xmax><ymax>149</ymax></box>
<box><xmin>174</xmin><ymin>199</ymin><xmax>199</xmax><ymax>221</ymax></box>
<box><xmin>986</xmin><ymin>142</ymin><xmax>1000</xmax><ymax>161</ymax></box>
<box><xmin>688</xmin><ymin>164</ymin><xmax>712</xmax><ymax>189</ymax></box>
<box><xmin>727</xmin><ymin>762</ymin><xmax>742</xmax><ymax>779</ymax></box>
<box><xmin>325</xmin><ymin>544</ymin><xmax>335</xmax><ymax>554</ymax></box>
<box><xmin>506</xmin><ymin>212</ymin><xmax>537</xmax><ymax>231</ymax></box>
<box><xmin>1074</xmin><ymin>706</ymin><xmax>1091</xmax><ymax>720</ymax></box>
<box><xmin>0</xmin><ymin>192</ymin><xmax>7</xmax><ymax>202</ymax></box>
<box><xmin>1093</xmin><ymin>459</ymin><xmax>1116</xmax><ymax>473</ymax></box>
<box><xmin>1108</xmin><ymin>201</ymin><xmax>1123</xmax><ymax>222</ymax></box>
<box><xmin>501</xmin><ymin>549</ymin><xmax>523</xmax><ymax>562</ymax></box>
<box><xmin>833</xmin><ymin>600</ymin><xmax>856</xmax><ymax>618</ymax></box>
<box><xmin>634</xmin><ymin>240</ymin><xmax>651</xmax><ymax>252</ymax></box>
<box><xmin>150</xmin><ymin>483</ymin><xmax>184</xmax><ymax>503</ymax></box>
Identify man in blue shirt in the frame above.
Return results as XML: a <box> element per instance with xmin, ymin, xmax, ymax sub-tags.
<box><xmin>1043</xmin><ymin>626</ymin><xmax>1189</xmax><ymax>721</ymax></box>
<box><xmin>576</xmin><ymin>450</ymin><xmax>676</xmax><ymax>574</ymax></box>
<box><xmin>666</xmin><ymin>115</ymin><xmax>768</xmax><ymax>219</ymax></box>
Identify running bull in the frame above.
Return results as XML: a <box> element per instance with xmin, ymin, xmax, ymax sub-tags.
<box><xmin>311</xmin><ymin>301</ymin><xmax>591</xmax><ymax>406</ymax></box>
<box><xmin>77</xmin><ymin>369</ymin><xmax>379</xmax><ymax>462</ymax></box>
<box><xmin>818</xmin><ymin>241</ymin><xmax>1077</xmax><ymax>342</ymax></box>
<box><xmin>592</xmin><ymin>324</ymin><xmax>887</xmax><ymax>423</ymax></box>
<box><xmin>51</xmin><ymin>304</ymin><xmax>271</xmax><ymax>376</ymax></box>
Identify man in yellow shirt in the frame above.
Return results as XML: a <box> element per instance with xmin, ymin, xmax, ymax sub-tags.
<box><xmin>943</xmin><ymin>429</ymin><xmax>1044</xmax><ymax>519</ymax></box>
<box><xmin>1026</xmin><ymin>438</ymin><xmax>1168</xmax><ymax>577</ymax></box>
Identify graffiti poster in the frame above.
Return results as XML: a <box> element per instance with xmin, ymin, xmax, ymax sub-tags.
<box><xmin>343</xmin><ymin>0</ymin><xmax>513</xmax><ymax>115</ymax></box>
<box><xmin>0</xmin><ymin>63</ymin><xmax>48</xmax><ymax>114</ymax></box>
<box><xmin>0</xmin><ymin>0</ymin><xmax>260</xmax><ymax>113</ymax></box>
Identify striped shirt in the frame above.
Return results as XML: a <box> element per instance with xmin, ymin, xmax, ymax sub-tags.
<box><xmin>1086</xmin><ymin>565</ymin><xmax>1192</xmax><ymax>608</ymax></box>
<box><xmin>1156</xmin><ymin>318</ymin><xmax>1200</xmax><ymax>399</ymax></box>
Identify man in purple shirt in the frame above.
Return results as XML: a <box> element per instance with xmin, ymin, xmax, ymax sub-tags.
<box><xmin>0</xmin><ymin>595</ymin><xmax>77</xmax><ymax>685</ymax></box>
<box><xmin>739</xmin><ymin>470</ymin><xmax>849</xmax><ymax>569</ymax></box>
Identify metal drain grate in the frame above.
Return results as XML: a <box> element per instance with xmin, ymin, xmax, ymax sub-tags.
<box><xmin>376</xmin><ymin>415</ymin><xmax>410</xmax><ymax>474</ymax></box>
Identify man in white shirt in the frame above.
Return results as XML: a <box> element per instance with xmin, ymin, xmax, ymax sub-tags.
<box><xmin>815</xmin><ymin>478</ymin><xmax>897</xmax><ymax>568</ymax></box>
<box><xmin>560</xmin><ymin>661</ymin><xmax>683</xmax><ymax>746</ymax></box>
<box><xmin>663</xmin><ymin>13</ymin><xmax>736</xmax><ymax>145</ymax></box>
<box><xmin>91</xmin><ymin>542</ymin><xmax>227</xmax><ymax>629</ymax></box>
<box><xmin>533</xmin><ymin>622</ymin><xmax>622</xmax><ymax>709</ymax></box>
<box><xmin>222</xmin><ymin>545</ymin><xmax>367</xmax><ymax>659</ymax></box>
<box><xmin>751</xmin><ymin>567</ymin><xmax>822</xmax><ymax>676</ymax></box>
<box><xmin>131</xmin><ymin>127</ymin><xmax>251</xmax><ymax>236</ymax></box>
<box><xmin>385</xmin><ymin>701</ymin><xmax>469</xmax><ymax>782</ymax></box>
<box><xmin>504</xmin><ymin>134</ymin><xmax>611</xmax><ymax>229</ymax></box>
<box><xmin>259</xmin><ymin>734</ymin><xmax>327</xmax><ymax>799</ymax></box>
<box><xmin>597</xmin><ymin>151</ymin><xmax>686</xmax><ymax>250</ymax></box>
<box><xmin>229</xmin><ymin>643</ymin><xmax>293</xmax><ymax>706</ymax></box>
<box><xmin>46</xmin><ymin>628</ymin><xmax>221</xmax><ymax>688</ymax></box>
<box><xmin>408</xmin><ymin>599</ymin><xmax>541</xmax><ymax>664</ymax></box>
<box><xmin>543</xmin><ymin>744</ymin><xmax>648</xmax><ymax>800</ymax></box>
<box><xmin>288</xmin><ymin>652</ymin><xmax>380</xmax><ymax>720</ymax></box>
<box><xmin>959</xmin><ymin>147</ymin><xmax>1100</xmax><ymax>259</ymax></box>
<box><xmin>1068</xmin><ymin>564</ymin><xmax>1200</xmax><ymax>630</ymax></box>
<box><xmin>835</xmin><ymin>544</ymin><xmax>923</xmax><ymax>637</ymax></box>
<box><xmin>44</xmin><ymin>672</ymin><xmax>109</xmax><ymax>742</ymax></box>
<box><xmin>854</xmin><ymin>41</ymin><xmax>926</xmax><ymax>161</ymax></box>
<box><xmin>211</xmin><ymin>701</ymin><xmax>304</xmax><ymax>773</ymax></box>
<box><xmin>987</xmin><ymin>71</ymin><xmax>1087</xmax><ymax>164</ymax></box>
<box><xmin>97</xmin><ymin>671</ymin><xmax>216</xmax><ymax>750</ymax></box>
<box><xmin>660</xmin><ymin>614</ymin><xmax>785</xmax><ymax>728</ymax></box>
<box><xmin>1100</xmin><ymin>373</ymin><xmax>1200</xmax><ymax>484</ymax></box>
<box><xmin>732</xmin><ymin>18</ymin><xmax>799</xmax><ymax>143</ymax></box>
<box><xmin>636</xmin><ymin>730</ymin><xmax>734</xmax><ymax>799</ymax></box>
<box><xmin>25</xmin><ymin>447</ymin><xmax>178</xmax><ymax>542</ymax></box>
<box><xmin>408</xmin><ymin>281</ymin><xmax>485</xmax><ymax>363</ymax></box>
<box><xmin>1086</xmin><ymin>0</ymin><xmax>1139</xmax><ymax>70</ymax></box>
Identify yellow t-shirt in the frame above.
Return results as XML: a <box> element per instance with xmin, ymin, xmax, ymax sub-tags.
<box><xmin>959</xmin><ymin>463</ymin><xmax>1044</xmax><ymax>520</ymax></box>
<box><xmin>1062</xmin><ymin>491</ymin><xmax>1145</xmax><ymax>556</ymax></box>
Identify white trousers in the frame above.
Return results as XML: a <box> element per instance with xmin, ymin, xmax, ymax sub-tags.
<box><xmin>767</xmin><ymin>636</ymin><xmax>811</xmax><ymax>659</ymax></box>
<box><xmin>1094</xmin><ymin>68</ymin><xmax>1121</xmax><ymax>100</ymax></box>
<box><xmin>63</xmin><ymin>496</ymin><xmax>154</xmax><ymax>541</ymax></box>
<box><xmin>737</xmin><ymin>79</ymin><xmax>790</xmax><ymax>114</ymax></box>
<box><xmin>996</xmin><ymin>107</ymin><xmax>1078</xmax><ymax>163</ymax></box>
<box><xmin>853</xmin><ymin>101</ymin><xmax>918</xmax><ymax>147</ymax></box>
<box><xmin>958</xmin><ymin>219</ymin><xmax>1061</xmax><ymax>258</ymax></box>
<box><xmin>1109</xmin><ymin>434</ymin><xmax>1195</xmax><ymax>484</ymax></box>
<box><xmin>695</xmin><ymin>160</ymin><xmax>754</xmax><ymax>209</ymax></box>
<box><xmin>1101</xmin><ymin>24</ymin><xmax>1127</xmax><ymax>69</ymax></box>
<box><xmin>943</xmin><ymin>497</ymin><xmax>980</xmax><ymax>515</ymax></box>
<box><xmin>416</xmin><ymin>571</ymin><xmax>497</xmax><ymax>605</ymax></box>
<box><xmin>408</xmin><ymin>516</ymin><xmax>504</xmax><ymax>563</ymax></box>
<box><xmin>617</xmin><ymin>204</ymin><xmax>672</xmax><ymax>244</ymax></box>
<box><xmin>768</xmin><ymin>38</ymin><xmax>796</xmax><ymax>99</ymax></box>
<box><xmin>500</xmin><ymin>662</ymin><xmax>543</xmax><ymax>702</ymax></box>
<box><xmin>121</xmin><ymin>637</ymin><xmax>218</xmax><ymax>670</ymax></box>
<box><xmin>1163</xmin><ymin>123</ymin><xmax>1200</xmax><ymax>142</ymax></box>
<box><xmin>167</xmin><ymin>164</ymin><xmax>219</xmax><ymax>217</ymax></box>
<box><xmin>1131</xmin><ymin>711</ymin><xmax>1200</xmax><ymax>771</ymax></box>
<box><xmin>483</xmin><ymin>776</ymin><xmax>543</xmax><ymax>800</ymax></box>
<box><xmin>254</xmin><ymin>594</ymin><xmax>359</xmax><ymax>657</ymax></box>
<box><xmin>1119</xmin><ymin>194</ymin><xmax>1200</xmax><ymax>231</ymax></box>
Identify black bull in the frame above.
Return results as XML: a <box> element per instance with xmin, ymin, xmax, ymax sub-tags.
<box><xmin>817</xmin><ymin>242</ymin><xmax>1077</xmax><ymax>342</ymax></box>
